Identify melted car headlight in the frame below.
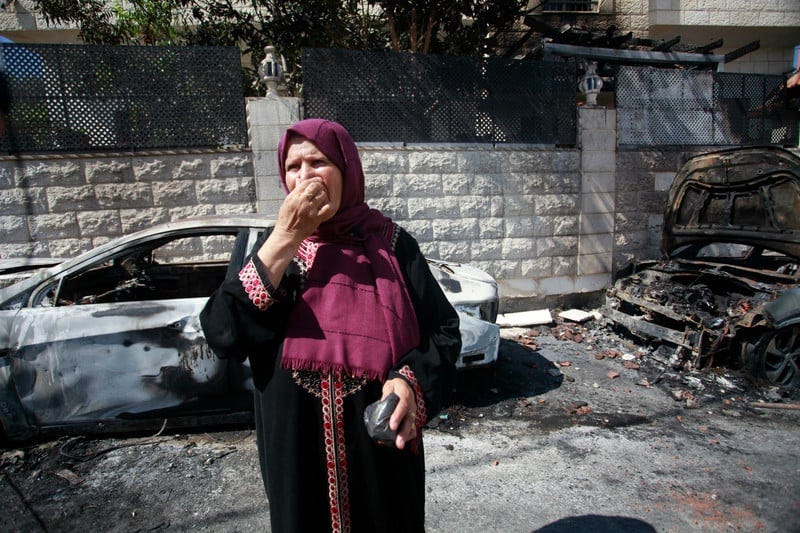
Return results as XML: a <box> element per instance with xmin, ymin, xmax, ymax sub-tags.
<box><xmin>455</xmin><ymin>302</ymin><xmax>498</xmax><ymax>323</ymax></box>
<box><xmin>456</xmin><ymin>304</ymin><xmax>481</xmax><ymax>319</ymax></box>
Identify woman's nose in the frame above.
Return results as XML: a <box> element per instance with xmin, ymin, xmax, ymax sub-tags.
<box><xmin>295</xmin><ymin>162</ymin><xmax>314</xmax><ymax>182</ymax></box>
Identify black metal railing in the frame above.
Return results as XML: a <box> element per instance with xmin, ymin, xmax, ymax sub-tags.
<box><xmin>302</xmin><ymin>48</ymin><xmax>577</xmax><ymax>146</ymax></box>
<box><xmin>616</xmin><ymin>66</ymin><xmax>799</xmax><ymax>147</ymax></box>
<box><xmin>0</xmin><ymin>44</ymin><xmax>248</xmax><ymax>154</ymax></box>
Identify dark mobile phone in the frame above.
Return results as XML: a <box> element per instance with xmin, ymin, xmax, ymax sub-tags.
<box><xmin>363</xmin><ymin>393</ymin><xmax>399</xmax><ymax>447</ymax></box>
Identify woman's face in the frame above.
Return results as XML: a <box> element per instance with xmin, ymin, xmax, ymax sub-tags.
<box><xmin>284</xmin><ymin>137</ymin><xmax>343</xmax><ymax>216</ymax></box>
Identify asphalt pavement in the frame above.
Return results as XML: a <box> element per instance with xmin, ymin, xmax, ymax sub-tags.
<box><xmin>2</xmin><ymin>324</ymin><xmax>799</xmax><ymax>532</ymax></box>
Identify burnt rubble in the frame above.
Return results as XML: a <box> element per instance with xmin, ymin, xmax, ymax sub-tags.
<box><xmin>437</xmin><ymin>308</ymin><xmax>798</xmax><ymax>437</ymax></box>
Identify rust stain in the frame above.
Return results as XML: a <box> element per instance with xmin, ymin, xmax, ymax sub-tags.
<box><xmin>670</xmin><ymin>489</ymin><xmax>765</xmax><ymax>532</ymax></box>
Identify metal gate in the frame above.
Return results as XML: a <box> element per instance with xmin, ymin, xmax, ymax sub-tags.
<box><xmin>302</xmin><ymin>48</ymin><xmax>577</xmax><ymax>145</ymax></box>
<box><xmin>617</xmin><ymin>66</ymin><xmax>798</xmax><ymax>147</ymax></box>
<box><xmin>0</xmin><ymin>44</ymin><xmax>248</xmax><ymax>154</ymax></box>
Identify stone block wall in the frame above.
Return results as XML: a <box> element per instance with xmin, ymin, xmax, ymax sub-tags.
<box><xmin>360</xmin><ymin>146</ymin><xmax>583</xmax><ymax>297</ymax></box>
<box><xmin>649</xmin><ymin>0</ymin><xmax>800</xmax><ymax>29</ymax></box>
<box><xmin>247</xmin><ymin>98</ymin><xmax>617</xmax><ymax>310</ymax></box>
<box><xmin>247</xmin><ymin>97</ymin><xmax>302</xmax><ymax>216</ymax></box>
<box><xmin>0</xmin><ymin>97</ymin><xmax>694</xmax><ymax>311</ymax></box>
<box><xmin>8</xmin><ymin>98</ymin><xmax>794</xmax><ymax>311</ymax></box>
<box><xmin>0</xmin><ymin>150</ymin><xmax>255</xmax><ymax>260</ymax></box>
<box><xmin>613</xmin><ymin>147</ymin><xmax>704</xmax><ymax>272</ymax></box>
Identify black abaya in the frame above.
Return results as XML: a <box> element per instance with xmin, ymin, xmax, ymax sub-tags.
<box><xmin>201</xmin><ymin>227</ymin><xmax>460</xmax><ymax>532</ymax></box>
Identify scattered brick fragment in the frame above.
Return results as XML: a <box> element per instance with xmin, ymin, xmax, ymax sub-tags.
<box><xmin>567</xmin><ymin>401</ymin><xmax>592</xmax><ymax>415</ymax></box>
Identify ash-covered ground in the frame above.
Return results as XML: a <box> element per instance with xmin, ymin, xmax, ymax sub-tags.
<box><xmin>3</xmin><ymin>313</ymin><xmax>799</xmax><ymax>532</ymax></box>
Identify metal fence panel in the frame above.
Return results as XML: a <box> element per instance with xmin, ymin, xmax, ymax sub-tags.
<box><xmin>302</xmin><ymin>48</ymin><xmax>577</xmax><ymax>145</ymax></box>
<box><xmin>0</xmin><ymin>44</ymin><xmax>248</xmax><ymax>154</ymax></box>
<box><xmin>617</xmin><ymin>66</ymin><xmax>798</xmax><ymax>147</ymax></box>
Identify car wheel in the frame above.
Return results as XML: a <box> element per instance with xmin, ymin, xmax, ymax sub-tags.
<box><xmin>743</xmin><ymin>325</ymin><xmax>800</xmax><ymax>388</ymax></box>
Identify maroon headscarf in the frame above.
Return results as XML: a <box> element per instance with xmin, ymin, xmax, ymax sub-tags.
<box><xmin>277</xmin><ymin>119</ymin><xmax>420</xmax><ymax>380</ymax></box>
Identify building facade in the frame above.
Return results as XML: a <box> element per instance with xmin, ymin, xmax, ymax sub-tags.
<box><xmin>528</xmin><ymin>0</ymin><xmax>798</xmax><ymax>74</ymax></box>
<box><xmin>2</xmin><ymin>1</ymin><xmax>798</xmax><ymax>77</ymax></box>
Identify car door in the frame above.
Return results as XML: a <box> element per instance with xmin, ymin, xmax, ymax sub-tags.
<box><xmin>6</xmin><ymin>229</ymin><xmax>250</xmax><ymax>429</ymax></box>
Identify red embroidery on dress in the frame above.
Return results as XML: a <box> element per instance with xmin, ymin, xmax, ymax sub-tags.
<box><xmin>321</xmin><ymin>371</ymin><xmax>352</xmax><ymax>533</ymax></box>
<box><xmin>295</xmin><ymin>239</ymin><xmax>319</xmax><ymax>270</ymax></box>
<box><xmin>292</xmin><ymin>240</ymin><xmax>319</xmax><ymax>291</ymax></box>
<box><xmin>398</xmin><ymin>366</ymin><xmax>425</xmax><ymax>454</ymax></box>
<box><xmin>238</xmin><ymin>259</ymin><xmax>274</xmax><ymax>311</ymax></box>
<box><xmin>398</xmin><ymin>365</ymin><xmax>426</xmax><ymax>431</ymax></box>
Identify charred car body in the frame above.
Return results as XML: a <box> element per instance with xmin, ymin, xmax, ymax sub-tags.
<box><xmin>604</xmin><ymin>147</ymin><xmax>800</xmax><ymax>388</ymax></box>
<box><xmin>0</xmin><ymin>216</ymin><xmax>499</xmax><ymax>442</ymax></box>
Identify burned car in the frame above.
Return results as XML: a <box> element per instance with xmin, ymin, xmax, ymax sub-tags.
<box><xmin>427</xmin><ymin>259</ymin><xmax>500</xmax><ymax>370</ymax></box>
<box><xmin>604</xmin><ymin>146</ymin><xmax>800</xmax><ymax>387</ymax></box>
<box><xmin>0</xmin><ymin>215</ymin><xmax>499</xmax><ymax>442</ymax></box>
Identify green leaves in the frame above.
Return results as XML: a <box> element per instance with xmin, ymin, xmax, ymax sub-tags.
<box><xmin>33</xmin><ymin>0</ymin><xmax>531</xmax><ymax>96</ymax></box>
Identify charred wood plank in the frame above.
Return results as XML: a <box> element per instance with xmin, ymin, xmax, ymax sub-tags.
<box><xmin>748</xmin><ymin>402</ymin><xmax>800</xmax><ymax>411</ymax></box>
<box><xmin>653</xmin><ymin>36</ymin><xmax>681</xmax><ymax>52</ymax></box>
<box><xmin>691</xmin><ymin>39</ymin><xmax>723</xmax><ymax>54</ymax></box>
<box><xmin>603</xmin><ymin>307</ymin><xmax>695</xmax><ymax>348</ymax></box>
<box><xmin>609</xmin><ymin>291</ymin><xmax>690</xmax><ymax>323</ymax></box>
<box><xmin>724</xmin><ymin>40</ymin><xmax>760</xmax><ymax>63</ymax></box>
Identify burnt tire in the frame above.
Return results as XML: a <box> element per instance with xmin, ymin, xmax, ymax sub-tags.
<box><xmin>743</xmin><ymin>325</ymin><xmax>800</xmax><ymax>388</ymax></box>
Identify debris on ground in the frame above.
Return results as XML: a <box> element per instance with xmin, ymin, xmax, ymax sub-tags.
<box><xmin>747</xmin><ymin>402</ymin><xmax>800</xmax><ymax>411</ymax></box>
<box><xmin>558</xmin><ymin>309</ymin><xmax>594</xmax><ymax>323</ymax></box>
<box><xmin>496</xmin><ymin>309</ymin><xmax>553</xmax><ymax>327</ymax></box>
<box><xmin>567</xmin><ymin>401</ymin><xmax>592</xmax><ymax>415</ymax></box>
<box><xmin>491</xmin><ymin>310</ymin><xmax>800</xmax><ymax>419</ymax></box>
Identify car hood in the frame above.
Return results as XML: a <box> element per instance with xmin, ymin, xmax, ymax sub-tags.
<box><xmin>661</xmin><ymin>146</ymin><xmax>800</xmax><ymax>259</ymax></box>
<box><xmin>426</xmin><ymin>258</ymin><xmax>498</xmax><ymax>306</ymax></box>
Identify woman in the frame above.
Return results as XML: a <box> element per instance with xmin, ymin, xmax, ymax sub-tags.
<box><xmin>201</xmin><ymin>118</ymin><xmax>461</xmax><ymax>532</ymax></box>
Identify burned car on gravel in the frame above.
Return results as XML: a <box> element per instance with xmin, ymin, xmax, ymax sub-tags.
<box><xmin>0</xmin><ymin>215</ymin><xmax>499</xmax><ymax>442</ymax></box>
<box><xmin>604</xmin><ymin>146</ymin><xmax>800</xmax><ymax>388</ymax></box>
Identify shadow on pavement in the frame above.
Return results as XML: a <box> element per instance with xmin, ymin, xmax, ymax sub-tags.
<box><xmin>531</xmin><ymin>514</ymin><xmax>657</xmax><ymax>532</ymax></box>
<box><xmin>450</xmin><ymin>338</ymin><xmax>564</xmax><ymax>408</ymax></box>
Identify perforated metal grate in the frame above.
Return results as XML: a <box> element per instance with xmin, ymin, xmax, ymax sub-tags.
<box><xmin>302</xmin><ymin>48</ymin><xmax>577</xmax><ymax>145</ymax></box>
<box><xmin>617</xmin><ymin>66</ymin><xmax>798</xmax><ymax>147</ymax></box>
<box><xmin>0</xmin><ymin>44</ymin><xmax>248</xmax><ymax>154</ymax></box>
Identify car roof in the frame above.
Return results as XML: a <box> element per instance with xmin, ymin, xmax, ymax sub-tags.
<box><xmin>661</xmin><ymin>146</ymin><xmax>800</xmax><ymax>259</ymax></box>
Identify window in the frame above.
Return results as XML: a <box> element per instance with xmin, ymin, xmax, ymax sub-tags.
<box><xmin>55</xmin><ymin>233</ymin><xmax>238</xmax><ymax>306</ymax></box>
<box><xmin>541</xmin><ymin>1</ymin><xmax>599</xmax><ymax>13</ymax></box>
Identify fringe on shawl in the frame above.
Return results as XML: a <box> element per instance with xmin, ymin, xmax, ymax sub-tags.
<box><xmin>280</xmin><ymin>356</ymin><xmax>386</xmax><ymax>382</ymax></box>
